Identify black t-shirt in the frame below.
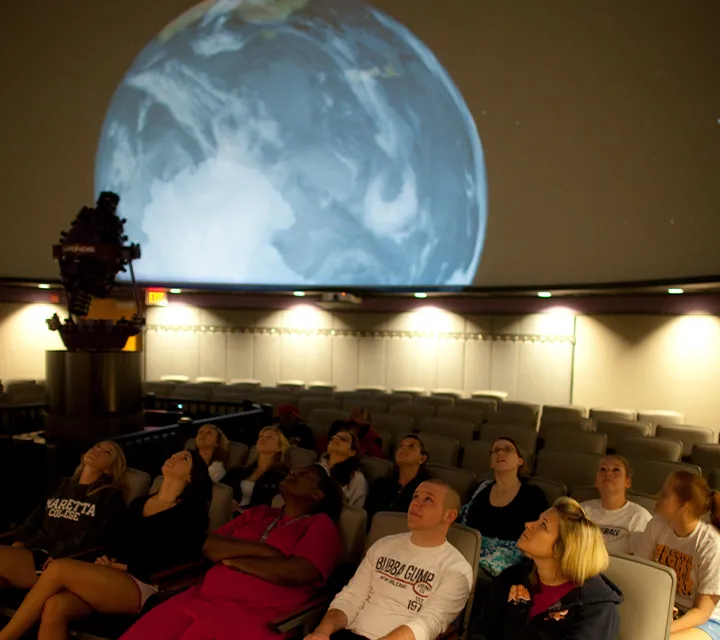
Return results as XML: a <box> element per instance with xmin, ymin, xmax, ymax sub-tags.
<box><xmin>464</xmin><ymin>481</ymin><xmax>548</xmax><ymax>541</ymax></box>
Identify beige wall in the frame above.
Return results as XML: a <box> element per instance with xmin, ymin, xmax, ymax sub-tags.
<box><xmin>0</xmin><ymin>302</ymin><xmax>65</xmax><ymax>382</ymax></box>
<box><xmin>144</xmin><ymin>304</ymin><xmax>576</xmax><ymax>405</ymax></box>
<box><xmin>573</xmin><ymin>314</ymin><xmax>720</xmax><ymax>435</ymax></box>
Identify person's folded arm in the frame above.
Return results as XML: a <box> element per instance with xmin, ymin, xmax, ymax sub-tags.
<box><xmin>223</xmin><ymin>555</ymin><xmax>321</xmax><ymax>586</ymax></box>
<box><xmin>671</xmin><ymin>594</ymin><xmax>720</xmax><ymax>634</ymax></box>
<box><xmin>202</xmin><ymin>534</ymin><xmax>285</xmax><ymax>562</ymax></box>
<box><xmin>378</xmin><ymin>625</ymin><xmax>416</xmax><ymax>640</ymax></box>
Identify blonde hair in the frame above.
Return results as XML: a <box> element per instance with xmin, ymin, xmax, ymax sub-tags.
<box><xmin>259</xmin><ymin>426</ymin><xmax>290</xmax><ymax>466</ymax></box>
<box><xmin>197</xmin><ymin>424</ymin><xmax>229</xmax><ymax>465</ymax></box>
<box><xmin>598</xmin><ymin>455</ymin><xmax>634</xmax><ymax>480</ymax></box>
<box><xmin>72</xmin><ymin>441</ymin><xmax>127</xmax><ymax>496</ymax></box>
<box><xmin>547</xmin><ymin>497</ymin><xmax>609</xmax><ymax>585</ymax></box>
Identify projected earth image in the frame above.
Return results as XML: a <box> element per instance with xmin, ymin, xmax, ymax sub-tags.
<box><xmin>95</xmin><ymin>0</ymin><xmax>487</xmax><ymax>287</ymax></box>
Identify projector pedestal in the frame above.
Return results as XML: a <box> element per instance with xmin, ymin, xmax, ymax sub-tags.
<box><xmin>45</xmin><ymin>350</ymin><xmax>143</xmax><ymax>442</ymax></box>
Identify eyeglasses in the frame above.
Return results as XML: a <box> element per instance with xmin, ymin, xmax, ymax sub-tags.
<box><xmin>490</xmin><ymin>445</ymin><xmax>517</xmax><ymax>456</ymax></box>
<box><xmin>330</xmin><ymin>434</ymin><xmax>352</xmax><ymax>444</ymax></box>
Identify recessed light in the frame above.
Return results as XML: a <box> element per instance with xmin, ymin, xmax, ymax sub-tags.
<box><xmin>668</xmin><ymin>288</ymin><xmax>684</xmax><ymax>295</ymax></box>
<box><xmin>38</xmin><ymin>284</ymin><xmax>51</xmax><ymax>289</ymax></box>
<box><xmin>537</xmin><ymin>291</ymin><xmax>552</xmax><ymax>298</ymax></box>
<box><xmin>169</xmin><ymin>288</ymin><xmax>182</xmax><ymax>294</ymax></box>
<box><xmin>414</xmin><ymin>292</ymin><xmax>428</xmax><ymax>299</ymax></box>
<box><xmin>293</xmin><ymin>291</ymin><xmax>306</xmax><ymax>297</ymax></box>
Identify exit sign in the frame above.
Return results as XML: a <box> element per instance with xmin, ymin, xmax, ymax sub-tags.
<box><xmin>146</xmin><ymin>289</ymin><xmax>168</xmax><ymax>307</ymax></box>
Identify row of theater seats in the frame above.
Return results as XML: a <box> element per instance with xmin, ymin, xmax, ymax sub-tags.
<box><xmin>0</xmin><ymin>380</ymin><xmax>46</xmax><ymax>406</ymax></box>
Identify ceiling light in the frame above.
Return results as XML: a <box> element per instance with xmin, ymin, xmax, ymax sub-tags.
<box><xmin>414</xmin><ymin>292</ymin><xmax>428</xmax><ymax>299</ymax></box>
<box><xmin>37</xmin><ymin>284</ymin><xmax>51</xmax><ymax>289</ymax></box>
<box><xmin>293</xmin><ymin>291</ymin><xmax>306</xmax><ymax>297</ymax></box>
<box><xmin>537</xmin><ymin>291</ymin><xmax>552</xmax><ymax>298</ymax></box>
<box><xmin>169</xmin><ymin>288</ymin><xmax>182</xmax><ymax>294</ymax></box>
<box><xmin>668</xmin><ymin>288</ymin><xmax>684</xmax><ymax>295</ymax></box>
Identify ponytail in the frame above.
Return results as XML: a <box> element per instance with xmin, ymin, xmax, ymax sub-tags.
<box><xmin>668</xmin><ymin>472</ymin><xmax>720</xmax><ymax>532</ymax></box>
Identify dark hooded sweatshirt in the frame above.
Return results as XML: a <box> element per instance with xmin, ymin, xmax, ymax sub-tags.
<box><xmin>472</xmin><ymin>561</ymin><xmax>623</xmax><ymax>640</ymax></box>
<box><xmin>13</xmin><ymin>478</ymin><xmax>126</xmax><ymax>558</ymax></box>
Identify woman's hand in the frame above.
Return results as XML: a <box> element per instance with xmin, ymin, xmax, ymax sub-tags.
<box><xmin>11</xmin><ymin>541</ymin><xmax>25</xmax><ymax>549</ymax></box>
<box><xmin>232</xmin><ymin>500</ymin><xmax>243</xmax><ymax>513</ymax></box>
<box><xmin>95</xmin><ymin>556</ymin><xmax>127</xmax><ymax>571</ymax></box>
<box><xmin>95</xmin><ymin>555</ymin><xmax>113</xmax><ymax>567</ymax></box>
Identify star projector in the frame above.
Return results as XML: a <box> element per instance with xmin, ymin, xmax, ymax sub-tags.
<box><xmin>46</xmin><ymin>192</ymin><xmax>145</xmax><ymax>351</ymax></box>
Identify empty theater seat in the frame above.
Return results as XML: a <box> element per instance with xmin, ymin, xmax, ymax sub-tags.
<box><xmin>489</xmin><ymin>401</ymin><xmax>540</xmax><ymax>428</ymax></box>
<box><xmin>414</xmin><ymin>395</ymin><xmax>455</xmax><ymax>410</ymax></box>
<box><xmin>691</xmin><ymin>444</ymin><xmax>720</xmax><ymax>478</ymax></box>
<box><xmin>437</xmin><ymin>406</ymin><xmax>487</xmax><ymax>427</ymax></box>
<box><xmin>656</xmin><ymin>425</ymin><xmax>716</xmax><ymax>458</ymax></box>
<box><xmin>419</xmin><ymin>417</ymin><xmax>478</xmax><ymax>445</ymax></box>
<box><xmin>427</xmin><ymin>464</ymin><xmax>477</xmax><ymax>503</ymax></box>
<box><xmin>636</xmin><ymin>410</ymin><xmax>685</xmax><ymax>429</ymax></box>
<box><xmin>472</xmin><ymin>390</ymin><xmax>508</xmax><ymax>402</ymax></box>
<box><xmin>616</xmin><ymin>436</ymin><xmax>683</xmax><ymax>463</ymax></box>
<box><xmin>596</xmin><ymin>420</ymin><xmax>652</xmax><ymax>451</ymax></box>
<box><xmin>541</xmin><ymin>405</ymin><xmax>588</xmax><ymax>423</ymax></box>
<box><xmin>297</xmin><ymin>396</ymin><xmax>342</xmax><ymax>420</ymax></box>
<box><xmin>389</xmin><ymin>402</ymin><xmax>437</xmax><ymax>422</ymax></box>
<box><xmin>371</xmin><ymin>413</ymin><xmax>417</xmax><ymax>439</ymax></box>
<box><xmin>413</xmin><ymin>432</ymin><xmax>461</xmax><ymax>467</ymax></box>
<box><xmin>589</xmin><ymin>407</ymin><xmax>637</xmax><ymax>423</ymax></box>
<box><xmin>630</xmin><ymin>459</ymin><xmax>701</xmax><ymax>495</ymax></box>
<box><xmin>308</xmin><ymin>408</ymin><xmax>348</xmax><ymax>438</ymax></box>
<box><xmin>543</xmin><ymin>429</ymin><xmax>607</xmax><ymax>455</ymax></box>
<box><xmin>534</xmin><ymin>450</ymin><xmax>602</xmax><ymax>490</ymax></box>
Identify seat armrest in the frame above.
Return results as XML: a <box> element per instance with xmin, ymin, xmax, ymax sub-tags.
<box><xmin>151</xmin><ymin>557</ymin><xmax>211</xmax><ymax>588</ymax></box>
<box><xmin>270</xmin><ymin>594</ymin><xmax>331</xmax><ymax>634</ymax></box>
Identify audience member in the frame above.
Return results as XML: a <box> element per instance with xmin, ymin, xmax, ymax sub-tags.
<box><xmin>0</xmin><ymin>450</ymin><xmax>212</xmax><ymax>640</ymax></box>
<box><xmin>580</xmin><ymin>455</ymin><xmax>652</xmax><ymax>554</ymax></box>
<box><xmin>365</xmin><ymin>434</ymin><xmax>430</xmax><ymax>526</ymax></box>
<box><xmin>224</xmin><ymin>426</ymin><xmax>290</xmax><ymax>512</ymax></box>
<box><xmin>635</xmin><ymin>471</ymin><xmax>720</xmax><ymax>638</ymax></box>
<box><xmin>460</xmin><ymin>437</ymin><xmax>548</xmax><ymax>577</ymax></box>
<box><xmin>305</xmin><ymin>479</ymin><xmax>473</xmax><ymax>640</ymax></box>
<box><xmin>276</xmin><ymin>405</ymin><xmax>315</xmax><ymax>451</ymax></box>
<box><xmin>194</xmin><ymin>424</ymin><xmax>229</xmax><ymax>482</ymax></box>
<box><xmin>319</xmin><ymin>429</ymin><xmax>368</xmax><ymax>508</ymax></box>
<box><xmin>472</xmin><ymin>498</ymin><xmax>622</xmax><ymax>640</ymax></box>
<box><xmin>0</xmin><ymin>441</ymin><xmax>127</xmax><ymax>590</ymax></box>
<box><xmin>346</xmin><ymin>408</ymin><xmax>384</xmax><ymax>458</ymax></box>
<box><xmin>120</xmin><ymin>465</ymin><xmax>345</xmax><ymax>640</ymax></box>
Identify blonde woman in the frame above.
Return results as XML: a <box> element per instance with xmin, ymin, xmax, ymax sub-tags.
<box><xmin>194</xmin><ymin>424</ymin><xmax>229</xmax><ymax>482</ymax></box>
<box><xmin>0</xmin><ymin>441</ymin><xmax>127</xmax><ymax>589</ymax></box>
<box><xmin>224</xmin><ymin>426</ymin><xmax>290</xmax><ymax>511</ymax></box>
<box><xmin>474</xmin><ymin>498</ymin><xmax>622</xmax><ymax>640</ymax></box>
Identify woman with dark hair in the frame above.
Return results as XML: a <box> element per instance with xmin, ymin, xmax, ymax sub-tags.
<box><xmin>364</xmin><ymin>434</ymin><xmax>431</xmax><ymax>525</ymax></box>
<box><xmin>460</xmin><ymin>436</ymin><xmax>548</xmax><ymax>578</ymax></box>
<box><xmin>635</xmin><ymin>471</ymin><xmax>720</xmax><ymax>638</ymax></box>
<box><xmin>194</xmin><ymin>424</ymin><xmax>230</xmax><ymax>482</ymax></box>
<box><xmin>120</xmin><ymin>464</ymin><xmax>346</xmax><ymax>640</ymax></box>
<box><xmin>319</xmin><ymin>428</ymin><xmax>368</xmax><ymax>508</ymax></box>
<box><xmin>346</xmin><ymin>408</ymin><xmax>384</xmax><ymax>458</ymax></box>
<box><xmin>0</xmin><ymin>450</ymin><xmax>212</xmax><ymax>640</ymax></box>
<box><xmin>224</xmin><ymin>426</ymin><xmax>290</xmax><ymax>512</ymax></box>
<box><xmin>0</xmin><ymin>441</ymin><xmax>127</xmax><ymax>591</ymax></box>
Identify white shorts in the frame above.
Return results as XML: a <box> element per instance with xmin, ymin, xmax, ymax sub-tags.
<box><xmin>128</xmin><ymin>574</ymin><xmax>159</xmax><ymax>611</ymax></box>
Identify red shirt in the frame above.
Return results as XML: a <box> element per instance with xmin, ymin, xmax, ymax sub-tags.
<box><xmin>529</xmin><ymin>580</ymin><xmax>575</xmax><ymax>618</ymax></box>
<box><xmin>199</xmin><ymin>505</ymin><xmax>344</xmax><ymax>612</ymax></box>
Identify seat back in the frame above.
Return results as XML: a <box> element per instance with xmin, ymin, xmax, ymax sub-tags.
<box><xmin>372</xmin><ymin>413</ymin><xmax>416</xmax><ymax>438</ymax></box>
<box><xmin>527</xmin><ymin>477</ymin><xmax>567</xmax><ymax>505</ymax></box>
<box><xmin>359</xmin><ymin>456</ymin><xmax>394</xmax><ymax>485</ymax></box>
<box><xmin>541</xmin><ymin>405</ymin><xmax>588</xmax><ymax>422</ymax></box>
<box><xmin>490</xmin><ymin>401</ymin><xmax>540</xmax><ymax>428</ymax></box>
<box><xmin>393</xmin><ymin>387</ymin><xmax>426</xmax><ymax>397</ymax></box>
<box><xmin>589</xmin><ymin>408</ymin><xmax>637</xmax><ymax>423</ymax></box>
<box><xmin>367</xmin><ymin>512</ymin><xmax>481</xmax><ymax>637</ymax></box>
<box><xmin>308</xmin><ymin>408</ymin><xmax>348</xmax><ymax>438</ymax></box>
<box><xmin>414</xmin><ymin>432</ymin><xmax>461</xmax><ymax>467</ymax></box>
<box><xmin>124</xmin><ymin>468</ymin><xmax>151</xmax><ymax>505</ymax></box>
<box><xmin>338</xmin><ymin>506</ymin><xmax>368</xmax><ymax>564</ymax></box>
<box><xmin>276</xmin><ymin>380</ymin><xmax>306</xmax><ymax>390</ymax></box>
<box><xmin>605</xmin><ymin>553</ymin><xmax>676</xmax><ymax>640</ymax></box>
<box><xmin>616</xmin><ymin>436</ymin><xmax>683</xmax><ymax>462</ymax></box>
<box><xmin>390</xmin><ymin>403</ymin><xmax>437</xmax><ymax>422</ymax></box>
<box><xmin>354</xmin><ymin>386</ymin><xmax>388</xmax><ymax>395</ymax></box>
<box><xmin>254</xmin><ymin>393</ymin><xmax>296</xmax><ymax>416</ymax></box>
<box><xmin>427</xmin><ymin>464</ymin><xmax>478</xmax><ymax>503</ymax></box>
<box><xmin>636</xmin><ymin>410</ymin><xmax>685</xmax><ymax>429</ymax></box>
<box><xmin>691</xmin><ymin>443</ymin><xmax>720</xmax><ymax>478</ymax></box>
<box><xmin>569</xmin><ymin>485</ymin><xmax>600</xmax><ymax>503</ymax></box>
<box><xmin>437</xmin><ymin>406</ymin><xmax>487</xmax><ymax>427</ymax></box>
<box><xmin>414</xmin><ymin>395</ymin><xmax>455</xmax><ymax>410</ymax></box>
<box><xmin>287</xmin><ymin>447</ymin><xmax>318</xmax><ymax>470</ymax></box>
<box><xmin>481</xmin><ymin>423</ymin><xmax>537</xmax><ymax>455</ymax></box>
<box><xmin>597</xmin><ymin>420</ymin><xmax>652</xmax><ymax>450</ymax></box>
<box><xmin>471</xmin><ymin>390</ymin><xmax>508</xmax><ymax>402</ymax></box>
<box><xmin>543</xmin><ymin>429</ymin><xmax>607</xmax><ymax>455</ymax></box>
<box><xmin>384</xmin><ymin>393</ymin><xmax>413</xmax><ymax>407</ymax></box>
<box><xmin>631</xmin><ymin>459</ymin><xmax>701</xmax><ymax>495</ymax></box>
<box><xmin>656</xmin><ymin>425</ymin><xmax>715</xmax><ymax>458</ymax></box>
<box><xmin>342</xmin><ymin>399</ymin><xmax>388</xmax><ymax>415</ymax></box>
<box><xmin>455</xmin><ymin>398</ymin><xmax>498</xmax><ymax>416</ymax></box>
<box><xmin>150</xmin><ymin>476</ymin><xmax>233</xmax><ymax>532</ymax></box>
<box><xmin>431</xmin><ymin>389</ymin><xmax>463</xmax><ymax>399</ymax></box>
<box><xmin>420</xmin><ymin>417</ymin><xmax>478</xmax><ymax>445</ymax></box>
<box><xmin>297</xmin><ymin>397</ymin><xmax>342</xmax><ymax>421</ymax></box>
<box><xmin>627</xmin><ymin>491</ymin><xmax>658</xmax><ymax>513</ymax></box>
<box><xmin>194</xmin><ymin>377</ymin><xmax>225</xmax><ymax>385</ymax></box>
<box><xmin>534</xmin><ymin>450</ymin><xmax>603</xmax><ymax>490</ymax></box>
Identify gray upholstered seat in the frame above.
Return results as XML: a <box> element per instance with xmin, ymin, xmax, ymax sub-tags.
<box><xmin>543</xmin><ymin>428</ymin><xmax>607</xmax><ymax>455</ymax></box>
<box><xmin>656</xmin><ymin>425</ymin><xmax>715</xmax><ymax>458</ymax></box>
<box><xmin>616</xmin><ymin>436</ymin><xmax>682</xmax><ymax>463</ymax></box>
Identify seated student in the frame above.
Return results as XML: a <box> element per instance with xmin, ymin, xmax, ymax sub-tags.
<box><xmin>364</xmin><ymin>434</ymin><xmax>431</xmax><ymax>526</ymax></box>
<box><xmin>194</xmin><ymin>423</ymin><xmax>229</xmax><ymax>482</ymax></box>
<box><xmin>635</xmin><ymin>471</ymin><xmax>720</xmax><ymax>638</ymax></box>
<box><xmin>473</xmin><ymin>498</ymin><xmax>622</xmax><ymax>640</ymax></box>
<box><xmin>120</xmin><ymin>465</ymin><xmax>345</xmax><ymax>640</ymax></box>
<box><xmin>305</xmin><ymin>479</ymin><xmax>473</xmax><ymax>640</ymax></box>
<box><xmin>346</xmin><ymin>408</ymin><xmax>384</xmax><ymax>458</ymax></box>
<box><xmin>319</xmin><ymin>428</ymin><xmax>369</xmax><ymax>508</ymax></box>
<box><xmin>0</xmin><ymin>441</ymin><xmax>127</xmax><ymax>590</ymax></box>
<box><xmin>224</xmin><ymin>426</ymin><xmax>290</xmax><ymax>512</ymax></box>
<box><xmin>275</xmin><ymin>405</ymin><xmax>315</xmax><ymax>451</ymax></box>
<box><xmin>580</xmin><ymin>455</ymin><xmax>652</xmax><ymax>554</ymax></box>
<box><xmin>0</xmin><ymin>450</ymin><xmax>212</xmax><ymax>640</ymax></box>
<box><xmin>460</xmin><ymin>437</ymin><xmax>548</xmax><ymax>577</ymax></box>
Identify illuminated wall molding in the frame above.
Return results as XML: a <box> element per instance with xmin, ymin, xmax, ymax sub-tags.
<box><xmin>145</xmin><ymin>323</ymin><xmax>575</xmax><ymax>345</ymax></box>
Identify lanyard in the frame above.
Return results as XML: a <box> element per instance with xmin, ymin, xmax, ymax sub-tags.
<box><xmin>259</xmin><ymin>513</ymin><xmax>311</xmax><ymax>544</ymax></box>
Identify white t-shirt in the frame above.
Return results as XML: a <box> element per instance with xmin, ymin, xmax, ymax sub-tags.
<box><xmin>207</xmin><ymin>460</ymin><xmax>226</xmax><ymax>483</ymax></box>
<box><xmin>635</xmin><ymin>515</ymin><xmax>720</xmax><ymax>621</ymax></box>
<box><xmin>581</xmin><ymin>499</ymin><xmax>653</xmax><ymax>554</ymax></box>
<box><xmin>319</xmin><ymin>456</ymin><xmax>369</xmax><ymax>508</ymax></box>
<box><xmin>331</xmin><ymin>532</ymin><xmax>473</xmax><ymax>640</ymax></box>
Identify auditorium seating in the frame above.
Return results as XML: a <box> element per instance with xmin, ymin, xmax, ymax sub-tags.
<box><xmin>616</xmin><ymin>436</ymin><xmax>683</xmax><ymax>462</ymax></box>
<box><xmin>413</xmin><ymin>432</ymin><xmax>461</xmax><ymax>467</ymax></box>
<box><xmin>636</xmin><ymin>409</ymin><xmax>685</xmax><ymax>429</ymax></box>
<box><xmin>630</xmin><ymin>460</ymin><xmax>701</xmax><ymax>495</ymax></box>
<box><xmin>437</xmin><ymin>406</ymin><xmax>487</xmax><ymax>427</ymax></box>
<box><xmin>540</xmin><ymin>404</ymin><xmax>588</xmax><ymax>422</ymax></box>
<box><xmin>342</xmin><ymin>399</ymin><xmax>388</xmax><ymax>414</ymax></box>
<box><xmin>276</xmin><ymin>380</ymin><xmax>306</xmax><ymax>390</ymax></box>
<box><xmin>297</xmin><ymin>396</ymin><xmax>342</xmax><ymax>420</ymax></box>
<box><xmin>656</xmin><ymin>424</ymin><xmax>715</xmax><ymax>458</ymax></box>
<box><xmin>605</xmin><ymin>553</ymin><xmax>676</xmax><ymax>640</ymax></box>
<box><xmin>367</xmin><ymin>413</ymin><xmax>415</xmax><ymax>440</ymax></box>
<box><xmin>691</xmin><ymin>443</ymin><xmax>720</xmax><ymax>477</ymax></box>
<box><xmin>488</xmin><ymin>401</ymin><xmax>540</xmax><ymax>428</ymax></box>
<box><xmin>414</xmin><ymin>395</ymin><xmax>455</xmax><ymax>410</ymax></box>
<box><xmin>481</xmin><ymin>423</ymin><xmax>538</xmax><ymax>454</ymax></box>
<box><xmin>308</xmin><ymin>408</ymin><xmax>348</xmax><ymax>438</ymax></box>
<box><xmin>535</xmin><ymin>450</ymin><xmax>602</xmax><ymax>490</ymax></box>
<box><xmin>389</xmin><ymin>402</ymin><xmax>436</xmax><ymax>422</ymax></box>
<box><xmin>427</xmin><ymin>464</ymin><xmax>478</xmax><ymax>503</ymax></box>
<box><xmin>543</xmin><ymin>428</ymin><xmax>607</xmax><ymax>455</ymax></box>
<box><xmin>286</xmin><ymin>447</ymin><xmax>318</xmax><ymax>469</ymax></box>
<box><xmin>420</xmin><ymin>417</ymin><xmax>478</xmax><ymax>446</ymax></box>
<box><xmin>596</xmin><ymin>419</ymin><xmax>652</xmax><ymax>450</ymax></box>
<box><xmin>359</xmin><ymin>455</ymin><xmax>393</xmax><ymax>484</ymax></box>
<box><xmin>589</xmin><ymin>407</ymin><xmax>637</xmax><ymax>423</ymax></box>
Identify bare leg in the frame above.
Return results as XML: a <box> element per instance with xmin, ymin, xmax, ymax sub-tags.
<box><xmin>0</xmin><ymin>546</ymin><xmax>38</xmax><ymax>589</ymax></box>
<box><xmin>671</xmin><ymin>630</ymin><xmax>712</xmax><ymax>639</ymax></box>
<box><xmin>0</xmin><ymin>558</ymin><xmax>140</xmax><ymax>640</ymax></box>
<box><xmin>37</xmin><ymin>592</ymin><xmax>93</xmax><ymax>640</ymax></box>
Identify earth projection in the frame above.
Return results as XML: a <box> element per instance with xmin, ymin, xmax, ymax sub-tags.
<box><xmin>95</xmin><ymin>0</ymin><xmax>487</xmax><ymax>287</ymax></box>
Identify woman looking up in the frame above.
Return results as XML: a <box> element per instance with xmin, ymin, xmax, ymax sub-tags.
<box><xmin>194</xmin><ymin>424</ymin><xmax>229</xmax><ymax>483</ymax></box>
<box><xmin>319</xmin><ymin>429</ymin><xmax>368</xmax><ymax>508</ymax></box>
